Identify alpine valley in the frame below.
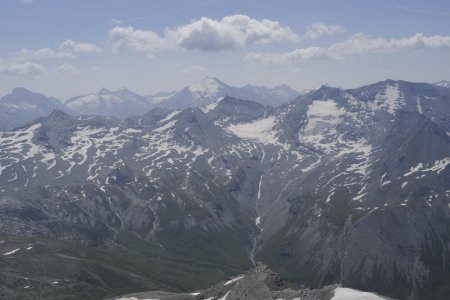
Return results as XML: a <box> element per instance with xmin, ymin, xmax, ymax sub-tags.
<box><xmin>0</xmin><ymin>79</ymin><xmax>449</xmax><ymax>300</ymax></box>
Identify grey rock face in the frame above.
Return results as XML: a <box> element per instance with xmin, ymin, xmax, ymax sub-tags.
<box><xmin>111</xmin><ymin>263</ymin><xmax>392</xmax><ymax>300</ymax></box>
<box><xmin>0</xmin><ymin>80</ymin><xmax>449</xmax><ymax>299</ymax></box>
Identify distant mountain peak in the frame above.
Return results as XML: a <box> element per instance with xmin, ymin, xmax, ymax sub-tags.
<box><xmin>433</xmin><ymin>80</ymin><xmax>450</xmax><ymax>88</ymax></box>
<box><xmin>2</xmin><ymin>87</ymin><xmax>62</xmax><ymax>106</ymax></box>
<box><xmin>273</xmin><ymin>83</ymin><xmax>294</xmax><ymax>90</ymax></box>
<box><xmin>11</xmin><ymin>87</ymin><xmax>34</xmax><ymax>94</ymax></box>
<box><xmin>99</xmin><ymin>87</ymin><xmax>111</xmax><ymax>94</ymax></box>
<box><xmin>188</xmin><ymin>76</ymin><xmax>224</xmax><ymax>98</ymax></box>
<box><xmin>9</xmin><ymin>87</ymin><xmax>55</xmax><ymax>100</ymax></box>
<box><xmin>202</xmin><ymin>75</ymin><xmax>221</xmax><ymax>82</ymax></box>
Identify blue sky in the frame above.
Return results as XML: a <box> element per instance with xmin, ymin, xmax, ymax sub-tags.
<box><xmin>1</xmin><ymin>0</ymin><xmax>450</xmax><ymax>99</ymax></box>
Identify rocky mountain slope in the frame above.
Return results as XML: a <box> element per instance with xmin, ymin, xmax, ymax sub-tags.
<box><xmin>0</xmin><ymin>80</ymin><xmax>449</xmax><ymax>299</ymax></box>
<box><xmin>112</xmin><ymin>263</ymin><xmax>391</xmax><ymax>300</ymax></box>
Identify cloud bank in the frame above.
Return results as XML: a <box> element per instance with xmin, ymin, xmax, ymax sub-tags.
<box><xmin>304</xmin><ymin>23</ymin><xmax>346</xmax><ymax>39</ymax></box>
<box><xmin>109</xmin><ymin>14</ymin><xmax>299</xmax><ymax>53</ymax></box>
<box><xmin>10</xmin><ymin>40</ymin><xmax>103</xmax><ymax>62</ymax></box>
<box><xmin>0</xmin><ymin>61</ymin><xmax>45</xmax><ymax>76</ymax></box>
<box><xmin>245</xmin><ymin>33</ymin><xmax>450</xmax><ymax>64</ymax></box>
<box><xmin>55</xmin><ymin>63</ymin><xmax>81</xmax><ymax>74</ymax></box>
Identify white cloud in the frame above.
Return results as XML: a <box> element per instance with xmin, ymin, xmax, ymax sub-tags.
<box><xmin>304</xmin><ymin>22</ymin><xmax>346</xmax><ymax>39</ymax></box>
<box><xmin>167</xmin><ymin>15</ymin><xmax>299</xmax><ymax>51</ymax></box>
<box><xmin>0</xmin><ymin>61</ymin><xmax>45</xmax><ymax>76</ymax></box>
<box><xmin>20</xmin><ymin>0</ymin><xmax>34</xmax><ymax>4</ymax></box>
<box><xmin>55</xmin><ymin>63</ymin><xmax>81</xmax><ymax>74</ymax></box>
<box><xmin>245</xmin><ymin>33</ymin><xmax>450</xmax><ymax>64</ymax></box>
<box><xmin>59</xmin><ymin>39</ymin><xmax>103</xmax><ymax>54</ymax></box>
<box><xmin>182</xmin><ymin>64</ymin><xmax>206</xmax><ymax>75</ymax></box>
<box><xmin>10</xmin><ymin>47</ymin><xmax>70</xmax><ymax>62</ymax></box>
<box><xmin>10</xmin><ymin>40</ymin><xmax>102</xmax><ymax>62</ymax></box>
<box><xmin>109</xmin><ymin>26</ymin><xmax>167</xmax><ymax>52</ymax></box>
<box><xmin>108</xmin><ymin>14</ymin><xmax>299</xmax><ymax>54</ymax></box>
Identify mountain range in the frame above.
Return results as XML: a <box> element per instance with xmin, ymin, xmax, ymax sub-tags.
<box><xmin>0</xmin><ymin>79</ymin><xmax>449</xmax><ymax>300</ymax></box>
<box><xmin>0</xmin><ymin>77</ymin><xmax>299</xmax><ymax>130</ymax></box>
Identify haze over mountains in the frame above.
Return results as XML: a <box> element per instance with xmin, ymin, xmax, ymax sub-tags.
<box><xmin>1</xmin><ymin>77</ymin><xmax>448</xmax><ymax>132</ymax></box>
<box><xmin>0</xmin><ymin>87</ymin><xmax>65</xmax><ymax>131</ymax></box>
<box><xmin>0</xmin><ymin>78</ymin><xmax>449</xmax><ymax>299</ymax></box>
<box><xmin>0</xmin><ymin>77</ymin><xmax>299</xmax><ymax>130</ymax></box>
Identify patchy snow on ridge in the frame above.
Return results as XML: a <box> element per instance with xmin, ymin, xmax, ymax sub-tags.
<box><xmin>331</xmin><ymin>287</ymin><xmax>385</xmax><ymax>300</ymax></box>
<box><xmin>227</xmin><ymin>116</ymin><xmax>278</xmax><ymax>144</ymax></box>
<box><xmin>368</xmin><ymin>84</ymin><xmax>405</xmax><ymax>115</ymax></box>
<box><xmin>404</xmin><ymin>158</ymin><xmax>450</xmax><ymax>176</ymax></box>
<box><xmin>0</xmin><ymin>123</ymin><xmax>57</xmax><ymax>176</ymax></box>
<box><xmin>159</xmin><ymin>110</ymin><xmax>180</xmax><ymax>123</ymax></box>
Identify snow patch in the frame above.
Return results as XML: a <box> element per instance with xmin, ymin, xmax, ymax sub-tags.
<box><xmin>227</xmin><ymin>116</ymin><xmax>278</xmax><ymax>144</ymax></box>
<box><xmin>303</xmin><ymin>100</ymin><xmax>345</xmax><ymax>134</ymax></box>
<box><xmin>218</xmin><ymin>291</ymin><xmax>230</xmax><ymax>300</ymax></box>
<box><xmin>201</xmin><ymin>97</ymin><xmax>224</xmax><ymax>113</ymax></box>
<box><xmin>331</xmin><ymin>287</ymin><xmax>385</xmax><ymax>300</ymax></box>
<box><xmin>3</xmin><ymin>248</ymin><xmax>20</xmax><ymax>256</ymax></box>
<box><xmin>224</xmin><ymin>275</ymin><xmax>244</xmax><ymax>286</ymax></box>
<box><xmin>159</xmin><ymin>111</ymin><xmax>180</xmax><ymax>123</ymax></box>
<box><xmin>368</xmin><ymin>84</ymin><xmax>405</xmax><ymax>115</ymax></box>
<box><xmin>299</xmin><ymin>100</ymin><xmax>345</xmax><ymax>154</ymax></box>
<box><xmin>404</xmin><ymin>159</ymin><xmax>449</xmax><ymax>176</ymax></box>
<box><xmin>116</xmin><ymin>298</ymin><xmax>160</xmax><ymax>300</ymax></box>
<box><xmin>416</xmin><ymin>96</ymin><xmax>423</xmax><ymax>114</ymax></box>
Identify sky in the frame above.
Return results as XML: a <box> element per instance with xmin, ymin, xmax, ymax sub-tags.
<box><xmin>1</xmin><ymin>0</ymin><xmax>450</xmax><ymax>100</ymax></box>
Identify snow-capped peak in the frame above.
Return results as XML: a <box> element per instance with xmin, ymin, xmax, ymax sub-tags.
<box><xmin>188</xmin><ymin>77</ymin><xmax>224</xmax><ymax>100</ymax></box>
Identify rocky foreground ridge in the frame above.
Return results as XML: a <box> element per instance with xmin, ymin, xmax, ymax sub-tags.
<box><xmin>112</xmin><ymin>263</ymin><xmax>392</xmax><ymax>300</ymax></box>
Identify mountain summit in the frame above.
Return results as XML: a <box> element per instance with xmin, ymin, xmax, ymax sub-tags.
<box><xmin>65</xmin><ymin>87</ymin><xmax>150</xmax><ymax>117</ymax></box>
<box><xmin>158</xmin><ymin>76</ymin><xmax>299</xmax><ymax>109</ymax></box>
<box><xmin>0</xmin><ymin>87</ymin><xmax>63</xmax><ymax>131</ymax></box>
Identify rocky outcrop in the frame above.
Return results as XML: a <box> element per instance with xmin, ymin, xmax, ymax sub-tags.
<box><xmin>112</xmin><ymin>263</ymin><xmax>391</xmax><ymax>300</ymax></box>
